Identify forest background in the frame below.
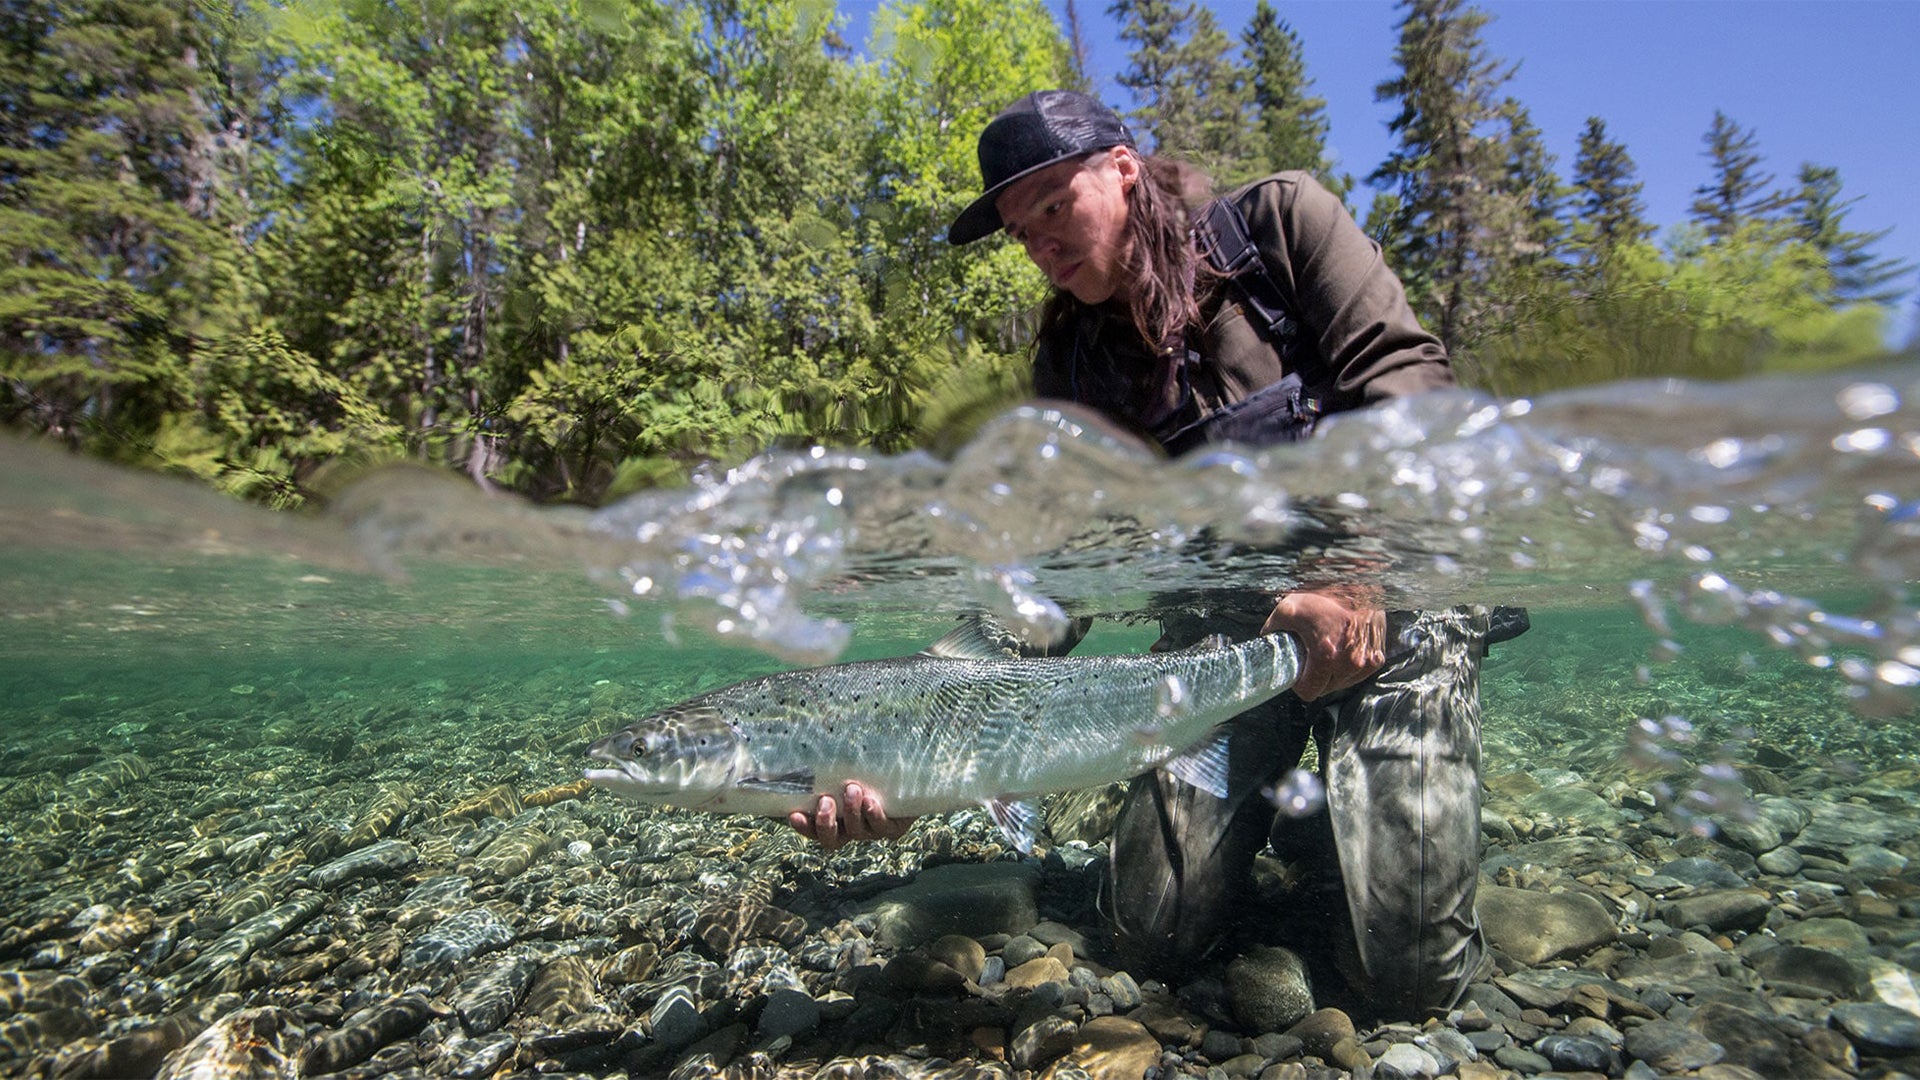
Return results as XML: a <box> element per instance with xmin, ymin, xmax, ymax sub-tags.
<box><xmin>4</xmin><ymin>0</ymin><xmax>1915</xmax><ymax>507</ymax></box>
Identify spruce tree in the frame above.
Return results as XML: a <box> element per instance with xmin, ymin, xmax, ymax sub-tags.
<box><xmin>0</xmin><ymin>0</ymin><xmax>253</xmax><ymax>444</ymax></box>
<box><xmin>1240</xmin><ymin>0</ymin><xmax>1335</xmax><ymax>185</ymax></box>
<box><xmin>1789</xmin><ymin>163</ymin><xmax>1913</xmax><ymax>306</ymax></box>
<box><xmin>1109</xmin><ymin>0</ymin><xmax>1186</xmax><ymax>149</ymax></box>
<box><xmin>1688</xmin><ymin>110</ymin><xmax>1786</xmax><ymax>241</ymax></box>
<box><xmin>1499</xmin><ymin>98</ymin><xmax>1569</xmax><ymax>271</ymax></box>
<box><xmin>1171</xmin><ymin>5</ymin><xmax>1254</xmax><ymax>182</ymax></box>
<box><xmin>1109</xmin><ymin>0</ymin><xmax>1254</xmax><ymax>183</ymax></box>
<box><xmin>1569</xmin><ymin>115</ymin><xmax>1652</xmax><ymax>266</ymax></box>
<box><xmin>1368</xmin><ymin>0</ymin><xmax>1519</xmax><ymax>356</ymax></box>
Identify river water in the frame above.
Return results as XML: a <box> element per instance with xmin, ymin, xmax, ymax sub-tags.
<box><xmin>1</xmin><ymin>366</ymin><xmax>1917</xmax><ymax>1071</ymax></box>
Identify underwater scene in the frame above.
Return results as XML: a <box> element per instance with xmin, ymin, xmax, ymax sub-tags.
<box><xmin>3</xmin><ymin>369</ymin><xmax>1920</xmax><ymax>1079</ymax></box>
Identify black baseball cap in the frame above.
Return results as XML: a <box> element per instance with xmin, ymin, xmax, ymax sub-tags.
<box><xmin>947</xmin><ymin>90</ymin><xmax>1136</xmax><ymax>246</ymax></box>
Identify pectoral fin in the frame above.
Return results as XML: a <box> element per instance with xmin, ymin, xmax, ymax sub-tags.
<box><xmin>735</xmin><ymin>769</ymin><xmax>817</xmax><ymax>795</ymax></box>
<box><xmin>983</xmin><ymin>796</ymin><xmax>1044</xmax><ymax>854</ymax></box>
<box><xmin>1160</xmin><ymin>729</ymin><xmax>1232</xmax><ymax>799</ymax></box>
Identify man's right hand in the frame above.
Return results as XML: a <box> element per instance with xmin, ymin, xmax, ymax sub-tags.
<box><xmin>788</xmin><ymin>782</ymin><xmax>917</xmax><ymax>852</ymax></box>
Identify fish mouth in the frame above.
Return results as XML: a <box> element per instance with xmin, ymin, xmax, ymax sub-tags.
<box><xmin>582</xmin><ymin>732</ymin><xmax>726</xmax><ymax>805</ymax></box>
<box><xmin>583</xmin><ymin>735</ymin><xmax>662</xmax><ymax>793</ymax></box>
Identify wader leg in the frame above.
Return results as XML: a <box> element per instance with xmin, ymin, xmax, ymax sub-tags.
<box><xmin>1319</xmin><ymin>606</ymin><xmax>1490</xmax><ymax>1018</ymax></box>
<box><xmin>1105</xmin><ymin>698</ymin><xmax>1308</xmax><ymax>980</ymax></box>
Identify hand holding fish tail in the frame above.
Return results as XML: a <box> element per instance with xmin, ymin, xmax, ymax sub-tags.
<box><xmin>789</xmin><ymin>782</ymin><xmax>916</xmax><ymax>852</ymax></box>
<box><xmin>1263</xmin><ymin>588</ymin><xmax>1385</xmax><ymax>701</ymax></box>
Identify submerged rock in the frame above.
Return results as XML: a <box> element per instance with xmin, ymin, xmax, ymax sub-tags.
<box><xmin>861</xmin><ymin>861</ymin><xmax>1042</xmax><ymax>948</ymax></box>
<box><xmin>1477</xmin><ymin>884</ymin><xmax>1616</xmax><ymax>965</ymax></box>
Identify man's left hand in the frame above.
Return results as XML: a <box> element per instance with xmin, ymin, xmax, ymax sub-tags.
<box><xmin>1262</xmin><ymin>589</ymin><xmax>1386</xmax><ymax>701</ymax></box>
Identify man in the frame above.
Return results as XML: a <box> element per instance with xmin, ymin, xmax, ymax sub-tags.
<box><xmin>795</xmin><ymin>90</ymin><xmax>1516</xmax><ymax>1019</ymax></box>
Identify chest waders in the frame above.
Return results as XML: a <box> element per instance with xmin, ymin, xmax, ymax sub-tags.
<box><xmin>1102</xmin><ymin>195</ymin><xmax>1530</xmax><ymax>1019</ymax></box>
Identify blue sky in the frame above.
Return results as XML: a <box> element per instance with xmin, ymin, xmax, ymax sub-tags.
<box><xmin>848</xmin><ymin>0</ymin><xmax>1919</xmax><ymax>343</ymax></box>
<box><xmin>1055</xmin><ymin>0</ymin><xmax>1920</xmax><ymax>340</ymax></box>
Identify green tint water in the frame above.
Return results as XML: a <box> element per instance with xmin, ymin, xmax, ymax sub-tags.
<box><xmin>3</xmin><ymin>365</ymin><xmax>1918</xmax><ymax>890</ymax></box>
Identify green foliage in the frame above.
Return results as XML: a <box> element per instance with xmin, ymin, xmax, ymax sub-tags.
<box><xmin>1369</xmin><ymin>0</ymin><xmax>1527</xmax><ymax>358</ymax></box>
<box><xmin>1</xmin><ymin>0</ymin><xmax>1908</xmax><ymax>508</ymax></box>
<box><xmin>1239</xmin><ymin>0</ymin><xmax>1337</xmax><ymax>189</ymax></box>
<box><xmin>1476</xmin><ymin>227</ymin><xmax>1891</xmax><ymax>396</ymax></box>
<box><xmin>150</xmin><ymin>329</ymin><xmax>404</xmax><ymax>506</ymax></box>
<box><xmin>1688</xmin><ymin>110</ymin><xmax>1787</xmax><ymax>241</ymax></box>
<box><xmin>1788</xmin><ymin>163</ymin><xmax>1915</xmax><ymax>306</ymax></box>
<box><xmin>1570</xmin><ymin>115</ymin><xmax>1653</xmax><ymax>268</ymax></box>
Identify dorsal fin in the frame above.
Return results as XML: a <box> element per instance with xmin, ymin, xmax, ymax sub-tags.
<box><xmin>922</xmin><ymin>618</ymin><xmax>1026</xmax><ymax>661</ymax></box>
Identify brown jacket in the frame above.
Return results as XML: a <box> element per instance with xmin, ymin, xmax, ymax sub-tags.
<box><xmin>1032</xmin><ymin>171</ymin><xmax>1452</xmax><ymax>448</ymax></box>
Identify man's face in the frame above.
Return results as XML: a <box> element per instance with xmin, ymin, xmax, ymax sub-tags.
<box><xmin>994</xmin><ymin>147</ymin><xmax>1138</xmax><ymax>306</ymax></box>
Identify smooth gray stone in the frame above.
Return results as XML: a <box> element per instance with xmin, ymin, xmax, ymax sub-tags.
<box><xmin>1750</xmin><ymin>945</ymin><xmax>1863</xmax><ymax>997</ymax></box>
<box><xmin>861</xmin><ymin>862</ymin><xmax>1041</xmax><ymax>948</ymax></box>
<box><xmin>1536</xmin><ymin>1033</ymin><xmax>1618</xmax><ymax>1073</ymax></box>
<box><xmin>1225</xmin><ymin>946</ymin><xmax>1315</xmax><ymax>1032</ymax></box>
<box><xmin>1518</xmin><ymin>786</ymin><xmax>1621</xmax><ymax>828</ymax></box>
<box><xmin>311</xmin><ymin>838</ymin><xmax>419</xmax><ymax>889</ymax></box>
<box><xmin>1478</xmin><ymin>884</ymin><xmax>1617</xmax><ymax>965</ymax></box>
<box><xmin>1657</xmin><ymin>856</ymin><xmax>1746</xmax><ymax>889</ymax></box>
<box><xmin>1623</xmin><ymin>1019</ymin><xmax>1725</xmax><ymax>1072</ymax></box>
<box><xmin>1374</xmin><ymin>1042</ymin><xmax>1440</xmax><ymax>1080</ymax></box>
<box><xmin>1833</xmin><ymin>1002</ymin><xmax>1920</xmax><ymax>1053</ymax></box>
<box><xmin>1660</xmin><ymin>888</ymin><xmax>1772</xmax><ymax>932</ymax></box>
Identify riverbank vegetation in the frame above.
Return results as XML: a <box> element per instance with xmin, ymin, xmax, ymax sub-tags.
<box><xmin>4</xmin><ymin>0</ymin><xmax>1912</xmax><ymax>505</ymax></box>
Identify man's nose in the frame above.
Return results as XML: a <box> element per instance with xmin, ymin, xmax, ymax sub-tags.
<box><xmin>1021</xmin><ymin>230</ymin><xmax>1057</xmax><ymax>262</ymax></box>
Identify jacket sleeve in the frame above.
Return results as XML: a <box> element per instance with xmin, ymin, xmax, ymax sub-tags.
<box><xmin>1237</xmin><ymin>172</ymin><xmax>1454</xmax><ymax>410</ymax></box>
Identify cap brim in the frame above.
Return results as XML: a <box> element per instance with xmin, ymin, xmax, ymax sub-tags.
<box><xmin>946</xmin><ymin>145</ymin><xmax>1118</xmax><ymax>246</ymax></box>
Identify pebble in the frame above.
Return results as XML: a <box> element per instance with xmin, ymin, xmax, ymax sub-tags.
<box><xmin>309</xmin><ymin>837</ymin><xmax>419</xmax><ymax>888</ymax></box>
<box><xmin>1374</xmin><ymin>1041</ymin><xmax>1440</xmax><ymax>1080</ymax></box>
<box><xmin>400</xmin><ymin>906</ymin><xmax>514</xmax><ymax>974</ymax></box>
<box><xmin>1479</xmin><ymin>883</ymin><xmax>1619</xmax><ymax>965</ymax></box>
<box><xmin>1224</xmin><ymin>946</ymin><xmax>1315</xmax><ymax>1031</ymax></box>
<box><xmin>1623</xmin><ymin>1018</ymin><xmax>1725</xmax><ymax>1072</ymax></box>
<box><xmin>15</xmin><ymin>664</ymin><xmax>1920</xmax><ymax>1080</ymax></box>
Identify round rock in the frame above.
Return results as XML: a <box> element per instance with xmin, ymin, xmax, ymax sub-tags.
<box><xmin>1226</xmin><ymin>946</ymin><xmax>1315</xmax><ymax>1032</ymax></box>
<box><xmin>1833</xmin><ymin>1002</ymin><xmax>1920</xmax><ymax>1054</ymax></box>
<box><xmin>1478</xmin><ymin>884</ymin><xmax>1617</xmax><ymax>965</ymax></box>
<box><xmin>1624</xmin><ymin>1019</ymin><xmax>1725</xmax><ymax>1072</ymax></box>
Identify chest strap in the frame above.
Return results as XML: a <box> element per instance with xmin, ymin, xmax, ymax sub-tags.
<box><xmin>1196</xmin><ymin>195</ymin><xmax>1304</xmax><ymax>362</ymax></box>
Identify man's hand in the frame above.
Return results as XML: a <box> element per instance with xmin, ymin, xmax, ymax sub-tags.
<box><xmin>788</xmin><ymin>782</ymin><xmax>917</xmax><ymax>852</ymax></box>
<box><xmin>1263</xmin><ymin>589</ymin><xmax>1386</xmax><ymax>701</ymax></box>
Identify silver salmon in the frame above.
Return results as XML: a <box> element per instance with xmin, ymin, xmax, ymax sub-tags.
<box><xmin>584</xmin><ymin>620</ymin><xmax>1301</xmax><ymax>851</ymax></box>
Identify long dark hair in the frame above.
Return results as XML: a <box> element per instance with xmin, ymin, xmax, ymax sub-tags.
<box><xmin>1036</xmin><ymin>154</ymin><xmax>1218</xmax><ymax>356</ymax></box>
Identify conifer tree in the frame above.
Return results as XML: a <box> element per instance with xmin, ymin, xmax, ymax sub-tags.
<box><xmin>1109</xmin><ymin>0</ymin><xmax>1186</xmax><ymax>148</ymax></box>
<box><xmin>1368</xmin><ymin>0</ymin><xmax>1519</xmax><ymax>356</ymax></box>
<box><xmin>1171</xmin><ymin>5</ymin><xmax>1253</xmax><ymax>181</ymax></box>
<box><xmin>1240</xmin><ymin>0</ymin><xmax>1335</xmax><ymax>185</ymax></box>
<box><xmin>1498</xmin><ymin>98</ymin><xmax>1569</xmax><ymax>271</ymax></box>
<box><xmin>1569</xmin><ymin>115</ymin><xmax>1652</xmax><ymax>266</ymax></box>
<box><xmin>0</xmin><ymin>0</ymin><xmax>256</xmax><ymax>445</ymax></box>
<box><xmin>1109</xmin><ymin>0</ymin><xmax>1252</xmax><ymax>181</ymax></box>
<box><xmin>1789</xmin><ymin>163</ymin><xmax>1913</xmax><ymax>306</ymax></box>
<box><xmin>1688</xmin><ymin>110</ymin><xmax>1786</xmax><ymax>241</ymax></box>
